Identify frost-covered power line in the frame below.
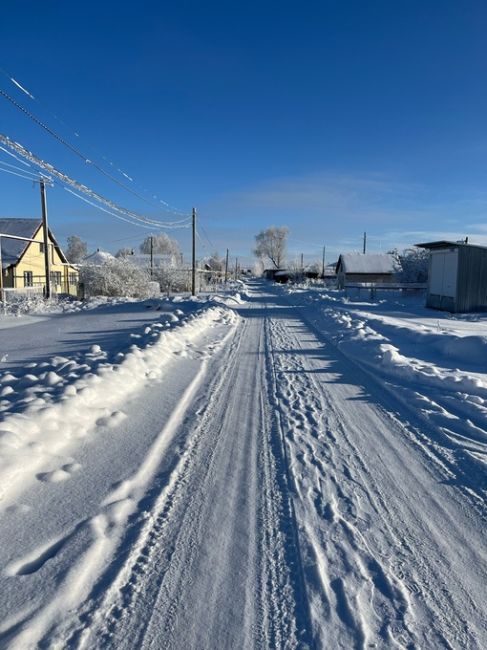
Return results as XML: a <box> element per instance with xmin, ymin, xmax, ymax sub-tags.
<box><xmin>0</xmin><ymin>133</ymin><xmax>191</xmax><ymax>230</ymax></box>
<box><xmin>63</xmin><ymin>188</ymin><xmax>155</xmax><ymax>230</ymax></box>
<box><xmin>0</xmin><ymin>66</ymin><xmax>189</xmax><ymax>217</ymax></box>
<box><xmin>0</xmin><ymin>164</ymin><xmax>39</xmax><ymax>183</ymax></box>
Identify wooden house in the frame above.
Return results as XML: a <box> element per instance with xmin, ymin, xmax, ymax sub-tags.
<box><xmin>416</xmin><ymin>240</ymin><xmax>487</xmax><ymax>312</ymax></box>
<box><xmin>0</xmin><ymin>218</ymin><xmax>79</xmax><ymax>297</ymax></box>
<box><xmin>335</xmin><ymin>253</ymin><xmax>396</xmax><ymax>288</ymax></box>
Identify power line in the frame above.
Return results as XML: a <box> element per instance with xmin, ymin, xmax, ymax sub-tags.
<box><xmin>0</xmin><ymin>165</ymin><xmax>39</xmax><ymax>183</ymax></box>
<box><xmin>198</xmin><ymin>220</ymin><xmax>216</xmax><ymax>251</ymax></box>
<box><xmin>0</xmin><ymin>66</ymin><xmax>189</xmax><ymax>217</ymax></box>
<box><xmin>0</xmin><ymin>159</ymin><xmax>44</xmax><ymax>178</ymax></box>
<box><xmin>0</xmin><ymin>133</ymin><xmax>191</xmax><ymax>229</ymax></box>
<box><xmin>0</xmin><ymin>88</ymin><xmax>189</xmax><ymax>217</ymax></box>
<box><xmin>0</xmin><ymin>144</ymin><xmax>32</xmax><ymax>167</ymax></box>
<box><xmin>64</xmin><ymin>188</ymin><xmax>155</xmax><ymax>230</ymax></box>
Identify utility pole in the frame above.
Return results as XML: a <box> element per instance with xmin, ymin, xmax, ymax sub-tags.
<box><xmin>322</xmin><ymin>245</ymin><xmax>326</xmax><ymax>279</ymax></box>
<box><xmin>224</xmin><ymin>248</ymin><xmax>229</xmax><ymax>284</ymax></box>
<box><xmin>150</xmin><ymin>235</ymin><xmax>154</xmax><ymax>277</ymax></box>
<box><xmin>192</xmin><ymin>207</ymin><xmax>196</xmax><ymax>296</ymax></box>
<box><xmin>40</xmin><ymin>179</ymin><xmax>51</xmax><ymax>299</ymax></box>
<box><xmin>363</xmin><ymin>231</ymin><xmax>367</xmax><ymax>254</ymax></box>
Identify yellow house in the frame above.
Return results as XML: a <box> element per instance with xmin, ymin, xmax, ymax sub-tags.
<box><xmin>0</xmin><ymin>218</ymin><xmax>79</xmax><ymax>297</ymax></box>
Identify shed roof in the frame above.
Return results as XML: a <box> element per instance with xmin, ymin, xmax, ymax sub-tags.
<box><xmin>416</xmin><ymin>240</ymin><xmax>487</xmax><ymax>251</ymax></box>
<box><xmin>336</xmin><ymin>253</ymin><xmax>396</xmax><ymax>274</ymax></box>
<box><xmin>0</xmin><ymin>218</ymin><xmax>40</xmax><ymax>269</ymax></box>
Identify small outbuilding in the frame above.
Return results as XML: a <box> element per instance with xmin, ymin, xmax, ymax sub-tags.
<box><xmin>335</xmin><ymin>253</ymin><xmax>396</xmax><ymax>289</ymax></box>
<box><xmin>416</xmin><ymin>240</ymin><xmax>487</xmax><ymax>312</ymax></box>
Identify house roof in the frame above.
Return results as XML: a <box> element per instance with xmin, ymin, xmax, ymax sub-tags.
<box><xmin>83</xmin><ymin>250</ymin><xmax>115</xmax><ymax>265</ymax></box>
<box><xmin>0</xmin><ymin>218</ymin><xmax>40</xmax><ymax>269</ymax></box>
<box><xmin>336</xmin><ymin>253</ymin><xmax>396</xmax><ymax>274</ymax></box>
<box><xmin>416</xmin><ymin>240</ymin><xmax>487</xmax><ymax>251</ymax></box>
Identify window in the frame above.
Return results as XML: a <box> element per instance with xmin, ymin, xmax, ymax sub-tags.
<box><xmin>69</xmin><ymin>273</ymin><xmax>78</xmax><ymax>285</ymax></box>
<box><xmin>23</xmin><ymin>271</ymin><xmax>33</xmax><ymax>287</ymax></box>
<box><xmin>50</xmin><ymin>271</ymin><xmax>62</xmax><ymax>286</ymax></box>
<box><xmin>39</xmin><ymin>242</ymin><xmax>45</xmax><ymax>253</ymax></box>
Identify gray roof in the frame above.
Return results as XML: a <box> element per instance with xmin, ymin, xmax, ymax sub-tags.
<box><xmin>416</xmin><ymin>240</ymin><xmax>487</xmax><ymax>251</ymax></box>
<box><xmin>336</xmin><ymin>253</ymin><xmax>396</xmax><ymax>274</ymax></box>
<box><xmin>0</xmin><ymin>218</ymin><xmax>40</xmax><ymax>269</ymax></box>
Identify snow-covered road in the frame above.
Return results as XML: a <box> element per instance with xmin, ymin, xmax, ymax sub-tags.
<box><xmin>0</xmin><ymin>284</ymin><xmax>486</xmax><ymax>649</ymax></box>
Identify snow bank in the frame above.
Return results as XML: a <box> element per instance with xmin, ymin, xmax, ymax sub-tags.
<box><xmin>0</xmin><ymin>304</ymin><xmax>239</xmax><ymax>511</ymax></box>
<box><xmin>285</xmin><ymin>288</ymin><xmax>487</xmax><ymax>404</ymax></box>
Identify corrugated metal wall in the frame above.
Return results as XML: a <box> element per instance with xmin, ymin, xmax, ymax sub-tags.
<box><xmin>456</xmin><ymin>247</ymin><xmax>487</xmax><ymax>312</ymax></box>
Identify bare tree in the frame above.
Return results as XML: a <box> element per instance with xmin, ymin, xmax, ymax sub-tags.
<box><xmin>254</xmin><ymin>226</ymin><xmax>289</xmax><ymax>269</ymax></box>
<box><xmin>65</xmin><ymin>235</ymin><xmax>88</xmax><ymax>263</ymax></box>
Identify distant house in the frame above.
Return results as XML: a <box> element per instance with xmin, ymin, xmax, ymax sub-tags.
<box><xmin>132</xmin><ymin>253</ymin><xmax>177</xmax><ymax>270</ymax></box>
<box><xmin>83</xmin><ymin>249</ymin><xmax>116</xmax><ymax>265</ymax></box>
<box><xmin>416</xmin><ymin>240</ymin><xmax>487</xmax><ymax>313</ymax></box>
<box><xmin>263</xmin><ymin>268</ymin><xmax>280</xmax><ymax>280</ymax></box>
<box><xmin>0</xmin><ymin>218</ymin><xmax>79</xmax><ymax>297</ymax></box>
<box><xmin>335</xmin><ymin>253</ymin><xmax>396</xmax><ymax>288</ymax></box>
<box><xmin>263</xmin><ymin>268</ymin><xmax>291</xmax><ymax>283</ymax></box>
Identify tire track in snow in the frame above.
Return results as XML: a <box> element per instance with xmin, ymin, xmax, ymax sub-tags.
<box><xmin>1</xmin><ymin>315</ymin><xmax>239</xmax><ymax>649</ymax></box>
<box><xmin>56</xmin><ymin>306</ymin><xmax>310</xmax><ymax>649</ymax></box>
<box><xmin>267</xmin><ymin>299</ymin><xmax>486</xmax><ymax>649</ymax></box>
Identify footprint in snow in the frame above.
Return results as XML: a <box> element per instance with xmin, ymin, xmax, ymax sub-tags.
<box><xmin>36</xmin><ymin>469</ymin><xmax>71</xmax><ymax>483</ymax></box>
<box><xmin>36</xmin><ymin>462</ymin><xmax>82</xmax><ymax>484</ymax></box>
<box><xmin>96</xmin><ymin>410</ymin><xmax>127</xmax><ymax>429</ymax></box>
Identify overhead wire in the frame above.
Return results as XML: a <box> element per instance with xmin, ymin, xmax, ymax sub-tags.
<box><xmin>0</xmin><ymin>66</ymin><xmax>189</xmax><ymax>217</ymax></box>
<box><xmin>0</xmin><ymin>133</ymin><xmax>192</xmax><ymax>230</ymax></box>
<box><xmin>0</xmin><ymin>143</ymin><xmax>31</xmax><ymax>167</ymax></box>
<box><xmin>0</xmin><ymin>158</ymin><xmax>43</xmax><ymax>177</ymax></box>
<box><xmin>0</xmin><ymin>88</ymin><xmax>190</xmax><ymax>218</ymax></box>
<box><xmin>198</xmin><ymin>220</ymin><xmax>216</xmax><ymax>251</ymax></box>
<box><xmin>63</xmin><ymin>188</ymin><xmax>156</xmax><ymax>230</ymax></box>
<box><xmin>0</xmin><ymin>164</ymin><xmax>40</xmax><ymax>183</ymax></box>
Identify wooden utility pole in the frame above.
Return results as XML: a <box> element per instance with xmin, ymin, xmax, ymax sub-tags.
<box><xmin>322</xmin><ymin>245</ymin><xmax>326</xmax><ymax>279</ymax></box>
<box><xmin>192</xmin><ymin>207</ymin><xmax>196</xmax><ymax>296</ymax></box>
<box><xmin>40</xmin><ymin>179</ymin><xmax>51</xmax><ymax>299</ymax></box>
<box><xmin>150</xmin><ymin>235</ymin><xmax>154</xmax><ymax>277</ymax></box>
<box><xmin>224</xmin><ymin>248</ymin><xmax>229</xmax><ymax>284</ymax></box>
<box><xmin>363</xmin><ymin>231</ymin><xmax>367</xmax><ymax>254</ymax></box>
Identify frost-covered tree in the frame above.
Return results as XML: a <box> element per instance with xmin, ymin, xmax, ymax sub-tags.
<box><xmin>65</xmin><ymin>235</ymin><xmax>88</xmax><ymax>263</ymax></box>
<box><xmin>204</xmin><ymin>252</ymin><xmax>225</xmax><ymax>272</ymax></box>
<box><xmin>115</xmin><ymin>247</ymin><xmax>133</xmax><ymax>258</ymax></box>
<box><xmin>390</xmin><ymin>247</ymin><xmax>429</xmax><ymax>283</ymax></box>
<box><xmin>140</xmin><ymin>234</ymin><xmax>180</xmax><ymax>260</ymax></box>
<box><xmin>154</xmin><ymin>266</ymin><xmax>191</xmax><ymax>294</ymax></box>
<box><xmin>254</xmin><ymin>226</ymin><xmax>289</xmax><ymax>269</ymax></box>
<box><xmin>80</xmin><ymin>258</ymin><xmax>151</xmax><ymax>298</ymax></box>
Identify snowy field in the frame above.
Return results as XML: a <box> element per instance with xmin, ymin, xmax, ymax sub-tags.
<box><xmin>0</xmin><ymin>282</ymin><xmax>485</xmax><ymax>648</ymax></box>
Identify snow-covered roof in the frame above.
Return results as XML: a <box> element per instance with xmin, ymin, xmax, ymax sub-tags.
<box><xmin>83</xmin><ymin>250</ymin><xmax>116</xmax><ymax>265</ymax></box>
<box><xmin>336</xmin><ymin>253</ymin><xmax>396</xmax><ymax>275</ymax></box>
<box><xmin>0</xmin><ymin>218</ymin><xmax>41</xmax><ymax>269</ymax></box>
<box><xmin>416</xmin><ymin>240</ymin><xmax>487</xmax><ymax>251</ymax></box>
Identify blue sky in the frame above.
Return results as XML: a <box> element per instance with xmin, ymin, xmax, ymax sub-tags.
<box><xmin>1</xmin><ymin>0</ymin><xmax>487</xmax><ymax>265</ymax></box>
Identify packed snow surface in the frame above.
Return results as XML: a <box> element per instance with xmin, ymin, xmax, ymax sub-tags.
<box><xmin>0</xmin><ymin>283</ymin><xmax>486</xmax><ymax>649</ymax></box>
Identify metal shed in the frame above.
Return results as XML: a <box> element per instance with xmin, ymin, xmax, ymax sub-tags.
<box><xmin>416</xmin><ymin>240</ymin><xmax>487</xmax><ymax>312</ymax></box>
